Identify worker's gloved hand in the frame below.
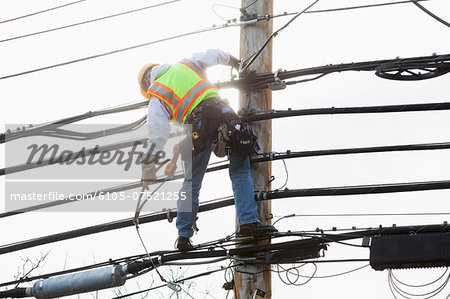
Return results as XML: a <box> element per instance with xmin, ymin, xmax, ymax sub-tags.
<box><xmin>141</xmin><ymin>154</ymin><xmax>157</xmax><ymax>188</ymax></box>
<box><xmin>229</xmin><ymin>55</ymin><xmax>250</xmax><ymax>77</ymax></box>
<box><xmin>228</xmin><ymin>55</ymin><xmax>241</xmax><ymax>71</ymax></box>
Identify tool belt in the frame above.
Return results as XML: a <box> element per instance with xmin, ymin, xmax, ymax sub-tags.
<box><xmin>179</xmin><ymin>97</ymin><xmax>258</xmax><ymax>159</ymax></box>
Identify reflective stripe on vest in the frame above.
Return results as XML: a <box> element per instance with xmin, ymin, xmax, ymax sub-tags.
<box><xmin>176</xmin><ymin>79</ymin><xmax>216</xmax><ymax>124</ymax></box>
<box><xmin>180</xmin><ymin>59</ymin><xmax>207</xmax><ymax>79</ymax></box>
<box><xmin>148</xmin><ymin>82</ymin><xmax>180</xmax><ymax>107</ymax></box>
<box><xmin>147</xmin><ymin>59</ymin><xmax>219</xmax><ymax>124</ymax></box>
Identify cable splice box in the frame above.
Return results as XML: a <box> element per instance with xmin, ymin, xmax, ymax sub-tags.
<box><xmin>370</xmin><ymin>232</ymin><xmax>450</xmax><ymax>270</ymax></box>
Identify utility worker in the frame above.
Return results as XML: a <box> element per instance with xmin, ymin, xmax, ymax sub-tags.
<box><xmin>138</xmin><ymin>49</ymin><xmax>277</xmax><ymax>251</ymax></box>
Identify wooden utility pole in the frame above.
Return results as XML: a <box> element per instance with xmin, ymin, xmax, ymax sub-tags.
<box><xmin>235</xmin><ymin>0</ymin><xmax>273</xmax><ymax>298</ymax></box>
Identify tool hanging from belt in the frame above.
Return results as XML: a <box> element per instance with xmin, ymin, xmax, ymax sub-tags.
<box><xmin>182</xmin><ymin>97</ymin><xmax>259</xmax><ymax>158</ymax></box>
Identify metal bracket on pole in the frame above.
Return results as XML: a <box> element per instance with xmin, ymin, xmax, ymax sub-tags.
<box><xmin>268</xmin><ymin>69</ymin><xmax>286</xmax><ymax>90</ymax></box>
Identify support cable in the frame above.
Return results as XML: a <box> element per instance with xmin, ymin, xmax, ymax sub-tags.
<box><xmin>0</xmin><ymin>13</ymin><xmax>289</xmax><ymax>81</ymax></box>
<box><xmin>1</xmin><ymin>181</ymin><xmax>450</xmax><ymax>255</ymax></box>
<box><xmin>0</xmin><ymin>0</ymin><xmax>86</xmax><ymax>24</ymax></box>
<box><xmin>0</xmin><ymin>0</ymin><xmax>181</xmax><ymax>43</ymax></box>
<box><xmin>241</xmin><ymin>0</ymin><xmax>319</xmax><ymax>71</ymax></box>
<box><xmin>272</xmin><ymin>212</ymin><xmax>450</xmax><ymax>222</ymax></box>
<box><xmin>305</xmin><ymin>0</ymin><xmax>430</xmax><ymax>14</ymax></box>
<box><xmin>410</xmin><ymin>0</ymin><xmax>450</xmax><ymax>28</ymax></box>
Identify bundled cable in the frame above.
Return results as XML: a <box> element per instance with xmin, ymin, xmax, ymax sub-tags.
<box><xmin>388</xmin><ymin>267</ymin><xmax>450</xmax><ymax>298</ymax></box>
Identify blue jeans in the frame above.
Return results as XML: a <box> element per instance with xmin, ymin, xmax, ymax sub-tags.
<box><xmin>176</xmin><ymin>141</ymin><xmax>259</xmax><ymax>237</ymax></box>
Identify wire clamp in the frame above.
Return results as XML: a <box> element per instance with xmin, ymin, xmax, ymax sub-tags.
<box><xmin>268</xmin><ymin>69</ymin><xmax>287</xmax><ymax>90</ymax></box>
<box><xmin>167</xmin><ymin>281</ymin><xmax>181</xmax><ymax>293</ymax></box>
<box><xmin>226</xmin><ymin>249</ymin><xmax>231</xmax><ymax>259</ymax></box>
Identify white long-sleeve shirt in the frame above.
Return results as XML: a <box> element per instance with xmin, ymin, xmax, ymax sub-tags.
<box><xmin>146</xmin><ymin>49</ymin><xmax>232</xmax><ymax>152</ymax></box>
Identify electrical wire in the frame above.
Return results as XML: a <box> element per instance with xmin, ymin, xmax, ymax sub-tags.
<box><xmin>272</xmin><ymin>157</ymin><xmax>289</xmax><ymax>191</ymax></box>
<box><xmin>272</xmin><ymin>212</ymin><xmax>450</xmax><ymax>221</ymax></box>
<box><xmin>304</xmin><ymin>0</ymin><xmax>430</xmax><ymax>14</ymax></box>
<box><xmin>0</xmin><ymin>0</ymin><xmax>86</xmax><ymax>24</ymax></box>
<box><xmin>1</xmin><ymin>99</ymin><xmax>148</xmax><ymax>143</ymax></box>
<box><xmin>112</xmin><ymin>265</ymin><xmax>238</xmax><ymax>299</ymax></box>
<box><xmin>1</xmin><ymin>225</ymin><xmax>447</xmax><ymax>292</ymax></box>
<box><xmin>410</xmin><ymin>0</ymin><xmax>450</xmax><ymax>28</ymax></box>
<box><xmin>279</xmin><ymin>263</ymin><xmax>370</xmax><ymax>279</ymax></box>
<box><xmin>0</xmin><ymin>182</ymin><xmax>449</xmax><ymax>255</ymax></box>
<box><xmin>219</xmin><ymin>53</ymin><xmax>450</xmax><ymax>90</ymax></box>
<box><xmin>276</xmin><ymin>263</ymin><xmax>317</xmax><ymax>286</ymax></box>
<box><xmin>241</xmin><ymin>101</ymin><xmax>450</xmax><ymax>122</ymax></box>
<box><xmin>0</xmin><ymin>0</ymin><xmax>181</xmax><ymax>43</ymax></box>
<box><xmin>241</xmin><ymin>0</ymin><xmax>320</xmax><ymax>71</ymax></box>
<box><xmin>388</xmin><ymin>268</ymin><xmax>450</xmax><ymax>298</ymax></box>
<box><xmin>0</xmin><ymin>12</ymin><xmax>286</xmax><ymax>81</ymax></box>
<box><xmin>242</xmin><ymin>0</ymin><xmax>259</xmax><ymax>10</ymax></box>
<box><xmin>7</xmin><ymin>100</ymin><xmax>450</xmax><ymax>176</ymax></box>
<box><xmin>3</xmin><ymin>138</ymin><xmax>450</xmax><ymax>216</ymax></box>
<box><xmin>211</xmin><ymin>4</ymin><xmax>240</xmax><ymax>21</ymax></box>
<box><xmin>391</xmin><ymin>267</ymin><xmax>449</xmax><ymax>288</ymax></box>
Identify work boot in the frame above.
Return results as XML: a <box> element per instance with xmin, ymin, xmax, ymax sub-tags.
<box><xmin>175</xmin><ymin>236</ymin><xmax>194</xmax><ymax>252</ymax></box>
<box><xmin>238</xmin><ymin>222</ymin><xmax>278</xmax><ymax>237</ymax></box>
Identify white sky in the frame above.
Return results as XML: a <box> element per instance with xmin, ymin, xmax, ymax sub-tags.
<box><xmin>1</xmin><ymin>0</ymin><xmax>450</xmax><ymax>298</ymax></box>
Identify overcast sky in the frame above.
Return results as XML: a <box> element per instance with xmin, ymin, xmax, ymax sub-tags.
<box><xmin>1</xmin><ymin>0</ymin><xmax>450</xmax><ymax>298</ymax></box>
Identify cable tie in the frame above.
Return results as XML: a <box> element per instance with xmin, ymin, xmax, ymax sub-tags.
<box><xmin>158</xmin><ymin>255</ymin><xmax>163</xmax><ymax>265</ymax></box>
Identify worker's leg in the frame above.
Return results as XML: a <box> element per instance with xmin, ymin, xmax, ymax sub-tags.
<box><xmin>176</xmin><ymin>145</ymin><xmax>212</xmax><ymax>237</ymax></box>
<box><xmin>228</xmin><ymin>155</ymin><xmax>259</xmax><ymax>226</ymax></box>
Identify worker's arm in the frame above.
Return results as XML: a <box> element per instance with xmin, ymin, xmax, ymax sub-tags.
<box><xmin>141</xmin><ymin>98</ymin><xmax>170</xmax><ymax>185</ymax></box>
<box><xmin>192</xmin><ymin>49</ymin><xmax>239</xmax><ymax>70</ymax></box>
<box><xmin>146</xmin><ymin>98</ymin><xmax>170</xmax><ymax>153</ymax></box>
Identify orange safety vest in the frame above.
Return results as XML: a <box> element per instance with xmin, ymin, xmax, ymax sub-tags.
<box><xmin>147</xmin><ymin>59</ymin><xmax>219</xmax><ymax>124</ymax></box>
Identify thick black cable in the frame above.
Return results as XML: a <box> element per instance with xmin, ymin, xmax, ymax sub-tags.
<box><xmin>5</xmin><ymin>100</ymin><xmax>450</xmax><ymax>144</ymax></box>
<box><xmin>1</xmin><ymin>100</ymin><xmax>148</xmax><ymax>144</ymax></box>
<box><xmin>219</xmin><ymin>54</ymin><xmax>450</xmax><ymax>90</ymax></box>
<box><xmin>0</xmin><ymin>224</ymin><xmax>447</xmax><ymax>290</ymax></box>
<box><xmin>0</xmin><ymin>0</ymin><xmax>86</xmax><ymax>24</ymax></box>
<box><xmin>410</xmin><ymin>0</ymin><xmax>450</xmax><ymax>28</ymax></box>
<box><xmin>34</xmin><ymin>115</ymin><xmax>146</xmax><ymax>141</ymax></box>
<box><xmin>3</xmin><ymin>139</ymin><xmax>450</xmax><ymax>215</ymax></box>
<box><xmin>5</xmin><ymin>100</ymin><xmax>450</xmax><ymax>175</ymax></box>
<box><xmin>241</xmin><ymin>102</ymin><xmax>450</xmax><ymax>122</ymax></box>
<box><xmin>1</xmin><ymin>181</ymin><xmax>450</xmax><ymax>255</ymax></box>
<box><xmin>0</xmin><ymin>0</ymin><xmax>181</xmax><ymax>43</ymax></box>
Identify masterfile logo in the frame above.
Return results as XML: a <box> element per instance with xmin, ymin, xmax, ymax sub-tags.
<box><xmin>4</xmin><ymin>124</ymin><xmax>192</xmax><ymax>213</ymax></box>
